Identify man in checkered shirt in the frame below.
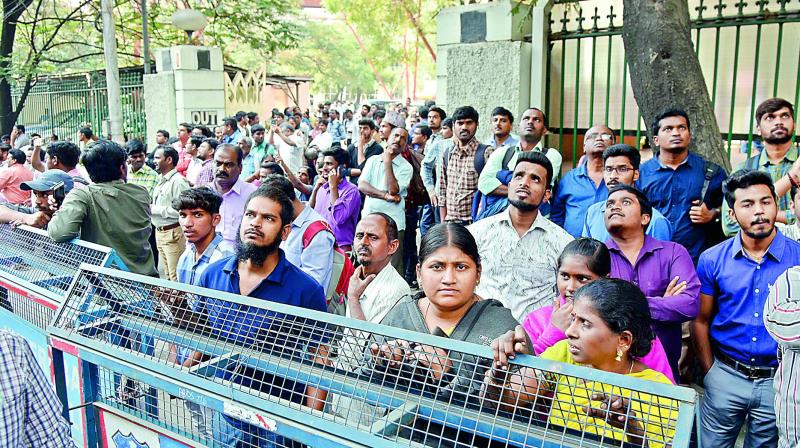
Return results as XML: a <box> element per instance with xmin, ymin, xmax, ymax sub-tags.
<box><xmin>0</xmin><ymin>330</ymin><xmax>74</xmax><ymax>447</ymax></box>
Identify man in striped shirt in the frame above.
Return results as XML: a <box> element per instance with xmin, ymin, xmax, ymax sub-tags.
<box><xmin>765</xmin><ymin>267</ymin><xmax>800</xmax><ymax>448</ymax></box>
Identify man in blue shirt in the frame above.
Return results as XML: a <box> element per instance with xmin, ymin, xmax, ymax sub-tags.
<box><xmin>639</xmin><ymin>108</ymin><xmax>727</xmax><ymax>263</ymax></box>
<box><xmin>196</xmin><ymin>185</ymin><xmax>328</xmax><ymax>447</ymax></box>
<box><xmin>328</xmin><ymin>109</ymin><xmax>347</xmax><ymax>147</ymax></box>
<box><xmin>168</xmin><ymin>187</ymin><xmax>233</xmax><ymax>439</ymax></box>
<box><xmin>582</xmin><ymin>144</ymin><xmax>672</xmax><ymax>241</ymax></box>
<box><xmin>221</xmin><ymin>117</ymin><xmax>242</xmax><ymax>145</ymax></box>
<box><xmin>550</xmin><ymin>124</ymin><xmax>614</xmax><ymax>236</ymax></box>
<box><xmin>694</xmin><ymin>170</ymin><xmax>800</xmax><ymax>448</ymax></box>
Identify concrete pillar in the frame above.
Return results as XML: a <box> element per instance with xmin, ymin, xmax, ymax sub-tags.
<box><xmin>435</xmin><ymin>0</ymin><xmax>532</xmax><ymax>140</ymax></box>
<box><xmin>143</xmin><ymin>45</ymin><xmax>225</xmax><ymax>150</ymax></box>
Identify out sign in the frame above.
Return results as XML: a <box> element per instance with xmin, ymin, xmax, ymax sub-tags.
<box><xmin>190</xmin><ymin>110</ymin><xmax>218</xmax><ymax>125</ymax></box>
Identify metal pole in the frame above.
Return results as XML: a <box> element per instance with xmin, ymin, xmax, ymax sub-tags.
<box><xmin>101</xmin><ymin>0</ymin><xmax>124</xmax><ymax>143</ymax></box>
<box><xmin>141</xmin><ymin>0</ymin><xmax>150</xmax><ymax>74</ymax></box>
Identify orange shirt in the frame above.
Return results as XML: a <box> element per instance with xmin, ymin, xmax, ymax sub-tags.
<box><xmin>0</xmin><ymin>163</ymin><xmax>34</xmax><ymax>205</ymax></box>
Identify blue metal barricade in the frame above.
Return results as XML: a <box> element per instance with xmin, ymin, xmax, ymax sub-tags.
<box><xmin>49</xmin><ymin>264</ymin><xmax>700</xmax><ymax>448</ymax></box>
<box><xmin>0</xmin><ymin>224</ymin><xmax>127</xmax><ymax>447</ymax></box>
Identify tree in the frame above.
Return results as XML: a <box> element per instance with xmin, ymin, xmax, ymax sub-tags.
<box><xmin>274</xmin><ymin>22</ymin><xmax>383</xmax><ymax>101</ymax></box>
<box><xmin>0</xmin><ymin>0</ymin><xmax>95</xmax><ymax>134</ymax></box>
<box><xmin>0</xmin><ymin>0</ymin><xmax>302</xmax><ymax>135</ymax></box>
<box><xmin>621</xmin><ymin>0</ymin><xmax>730</xmax><ymax>170</ymax></box>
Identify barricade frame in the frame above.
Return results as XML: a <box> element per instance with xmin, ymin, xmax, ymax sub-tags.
<box><xmin>49</xmin><ymin>264</ymin><xmax>700</xmax><ymax>448</ymax></box>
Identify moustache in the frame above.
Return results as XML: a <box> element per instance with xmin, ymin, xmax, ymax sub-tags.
<box><xmin>245</xmin><ymin>229</ymin><xmax>264</xmax><ymax>237</ymax></box>
<box><xmin>215</xmin><ymin>172</ymin><xmax>229</xmax><ymax>178</ymax></box>
<box><xmin>751</xmin><ymin>218</ymin><xmax>769</xmax><ymax>225</ymax></box>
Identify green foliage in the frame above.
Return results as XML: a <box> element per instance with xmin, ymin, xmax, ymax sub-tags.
<box><xmin>273</xmin><ymin>22</ymin><xmax>383</xmax><ymax>99</ymax></box>
<box><xmin>2</xmin><ymin>0</ymin><xmax>303</xmax><ymax>79</ymax></box>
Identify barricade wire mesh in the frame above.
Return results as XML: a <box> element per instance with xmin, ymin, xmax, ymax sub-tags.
<box><xmin>52</xmin><ymin>266</ymin><xmax>694</xmax><ymax>448</ymax></box>
<box><xmin>0</xmin><ymin>224</ymin><xmax>111</xmax><ymax>329</ymax></box>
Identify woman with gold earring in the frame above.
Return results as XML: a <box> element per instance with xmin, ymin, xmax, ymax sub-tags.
<box><xmin>489</xmin><ymin>278</ymin><xmax>678</xmax><ymax>447</ymax></box>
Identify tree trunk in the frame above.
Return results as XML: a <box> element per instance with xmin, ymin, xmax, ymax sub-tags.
<box><xmin>622</xmin><ymin>0</ymin><xmax>730</xmax><ymax>170</ymax></box>
<box><xmin>0</xmin><ymin>0</ymin><xmax>34</xmax><ymax>135</ymax></box>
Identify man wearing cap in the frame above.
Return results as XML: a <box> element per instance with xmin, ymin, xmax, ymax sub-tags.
<box><xmin>152</xmin><ymin>146</ymin><xmax>190</xmax><ymax>281</ymax></box>
<box><xmin>379</xmin><ymin>111</ymin><xmax>405</xmax><ymax>147</ymax></box>
<box><xmin>0</xmin><ymin>170</ymin><xmax>74</xmax><ymax>228</ymax></box>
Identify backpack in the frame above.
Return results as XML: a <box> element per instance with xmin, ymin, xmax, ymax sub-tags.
<box><xmin>442</xmin><ymin>142</ymin><xmax>490</xmax><ymax>174</ymax></box>
<box><xmin>302</xmin><ymin>220</ymin><xmax>355</xmax><ymax>315</ymax></box>
<box><xmin>404</xmin><ymin>150</ymin><xmax>431</xmax><ymax>207</ymax></box>
<box><xmin>472</xmin><ymin>147</ymin><xmax>517</xmax><ymax>221</ymax></box>
<box><xmin>700</xmin><ymin>159</ymin><xmax>727</xmax><ymax>248</ymax></box>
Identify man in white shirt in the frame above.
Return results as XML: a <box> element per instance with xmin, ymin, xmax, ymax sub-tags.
<box><xmin>269</xmin><ymin>123</ymin><xmax>305</xmax><ymax>175</ymax></box>
<box><xmin>329</xmin><ymin>212</ymin><xmax>410</xmax><ymax>425</ymax></box>
<box><xmin>469</xmin><ymin>151</ymin><xmax>573</xmax><ymax>322</ymax></box>
<box><xmin>358</xmin><ymin>127</ymin><xmax>413</xmax><ymax>273</ymax></box>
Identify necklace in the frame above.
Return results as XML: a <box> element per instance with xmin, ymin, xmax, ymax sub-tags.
<box><xmin>742</xmin><ymin>247</ymin><xmax>765</xmax><ymax>263</ymax></box>
<box><xmin>628</xmin><ymin>359</ymin><xmax>635</xmax><ymax>375</ymax></box>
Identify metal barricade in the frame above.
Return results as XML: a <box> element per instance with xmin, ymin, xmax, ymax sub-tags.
<box><xmin>0</xmin><ymin>224</ymin><xmax>127</xmax><ymax>447</ymax></box>
<box><xmin>49</xmin><ymin>264</ymin><xmax>699</xmax><ymax>448</ymax></box>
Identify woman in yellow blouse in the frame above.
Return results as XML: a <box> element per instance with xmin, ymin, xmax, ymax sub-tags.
<box><xmin>488</xmin><ymin>278</ymin><xmax>678</xmax><ymax>447</ymax></box>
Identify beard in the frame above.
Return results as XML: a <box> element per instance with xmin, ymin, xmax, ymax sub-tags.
<box><xmin>235</xmin><ymin>231</ymin><xmax>281</xmax><ymax>267</ymax></box>
<box><xmin>509</xmin><ymin>198</ymin><xmax>539</xmax><ymax>212</ymax></box>
<box><xmin>743</xmin><ymin>223</ymin><xmax>775</xmax><ymax>240</ymax></box>
<box><xmin>764</xmin><ymin>133</ymin><xmax>792</xmax><ymax>145</ymax></box>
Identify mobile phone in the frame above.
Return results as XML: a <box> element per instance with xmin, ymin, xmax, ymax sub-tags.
<box><xmin>51</xmin><ymin>181</ymin><xmax>66</xmax><ymax>207</ymax></box>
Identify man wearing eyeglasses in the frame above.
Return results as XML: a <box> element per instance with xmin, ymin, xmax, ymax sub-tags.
<box><xmin>582</xmin><ymin>144</ymin><xmax>672</xmax><ymax>241</ymax></box>
<box><xmin>550</xmin><ymin>124</ymin><xmax>615</xmax><ymax>237</ymax></box>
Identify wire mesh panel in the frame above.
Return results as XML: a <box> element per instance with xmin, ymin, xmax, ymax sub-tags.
<box><xmin>0</xmin><ymin>224</ymin><xmax>116</xmax><ymax>330</ymax></box>
<box><xmin>51</xmin><ymin>265</ymin><xmax>698</xmax><ymax>448</ymax></box>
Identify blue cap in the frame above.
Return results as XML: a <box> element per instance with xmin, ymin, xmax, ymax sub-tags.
<box><xmin>20</xmin><ymin>170</ymin><xmax>74</xmax><ymax>193</ymax></box>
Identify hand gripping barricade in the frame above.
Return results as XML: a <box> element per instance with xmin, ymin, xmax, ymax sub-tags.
<box><xmin>0</xmin><ymin>223</ymin><xmax>134</xmax><ymax>447</ymax></box>
<box><xmin>49</xmin><ymin>264</ymin><xmax>701</xmax><ymax>448</ymax></box>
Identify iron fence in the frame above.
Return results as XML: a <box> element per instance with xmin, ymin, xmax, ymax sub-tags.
<box><xmin>546</xmin><ymin>0</ymin><xmax>800</xmax><ymax>166</ymax></box>
<box><xmin>10</xmin><ymin>71</ymin><xmax>146</xmax><ymax>142</ymax></box>
<box><xmin>50</xmin><ymin>264</ymin><xmax>699</xmax><ymax>447</ymax></box>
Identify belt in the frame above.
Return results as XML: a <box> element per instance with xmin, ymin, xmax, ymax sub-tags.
<box><xmin>715</xmin><ymin>351</ymin><xmax>776</xmax><ymax>379</ymax></box>
<box><xmin>156</xmin><ymin>222</ymin><xmax>180</xmax><ymax>232</ymax></box>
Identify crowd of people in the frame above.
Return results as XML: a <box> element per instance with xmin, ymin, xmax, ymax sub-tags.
<box><xmin>1</xmin><ymin>97</ymin><xmax>799</xmax><ymax>448</ymax></box>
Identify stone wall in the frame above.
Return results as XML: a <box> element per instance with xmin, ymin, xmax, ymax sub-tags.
<box><xmin>442</xmin><ymin>41</ymin><xmax>531</xmax><ymax>140</ymax></box>
<box><xmin>436</xmin><ymin>0</ymin><xmax>533</xmax><ymax>140</ymax></box>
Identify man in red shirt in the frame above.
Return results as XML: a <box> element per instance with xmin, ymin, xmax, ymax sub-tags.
<box><xmin>0</xmin><ymin>149</ymin><xmax>34</xmax><ymax>205</ymax></box>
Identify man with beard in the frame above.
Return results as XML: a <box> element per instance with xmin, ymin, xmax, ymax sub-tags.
<box><xmin>582</xmin><ymin>144</ymin><xmax>672</xmax><ymax>242</ymax></box>
<box><xmin>639</xmin><ymin>109</ymin><xmax>727</xmax><ymax>263</ymax></box>
<box><xmin>723</xmin><ymin>98</ymin><xmax>798</xmax><ymax>236</ymax></box>
<box><xmin>604</xmin><ymin>184</ymin><xmax>699</xmax><ymax>379</ymax></box>
<box><xmin>478</xmin><ymin>108</ymin><xmax>562</xmax><ymax>219</ymax></box>
<box><xmin>550</xmin><ymin>124</ymin><xmax>614</xmax><ymax>236</ymax></box>
<box><xmin>195</xmin><ymin>186</ymin><xmax>327</xmax><ymax>447</ymax></box>
<box><xmin>694</xmin><ymin>170</ymin><xmax>800</xmax><ymax>448</ymax></box>
<box><xmin>439</xmin><ymin>106</ymin><xmax>492</xmax><ymax>225</ymax></box>
<box><xmin>207</xmin><ymin>143</ymin><xmax>257</xmax><ymax>248</ymax></box>
<box><xmin>468</xmin><ymin>151</ymin><xmax>573</xmax><ymax>322</ymax></box>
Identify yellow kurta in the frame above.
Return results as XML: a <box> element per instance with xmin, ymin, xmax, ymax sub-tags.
<box><xmin>540</xmin><ymin>341</ymin><xmax>678</xmax><ymax>447</ymax></box>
